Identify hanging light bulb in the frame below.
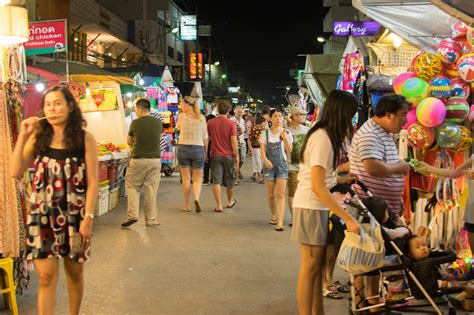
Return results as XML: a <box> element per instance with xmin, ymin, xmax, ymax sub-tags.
<box><xmin>0</xmin><ymin>5</ymin><xmax>29</xmax><ymax>45</ymax></box>
<box><xmin>35</xmin><ymin>82</ymin><xmax>45</xmax><ymax>92</ymax></box>
<box><xmin>138</xmin><ymin>78</ymin><xmax>144</xmax><ymax>86</ymax></box>
<box><xmin>126</xmin><ymin>92</ymin><xmax>132</xmax><ymax>98</ymax></box>
<box><xmin>127</xmin><ymin>101</ymin><xmax>133</xmax><ymax>108</ymax></box>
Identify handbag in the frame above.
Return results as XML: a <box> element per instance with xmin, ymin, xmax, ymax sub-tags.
<box><xmin>337</xmin><ymin>213</ymin><xmax>385</xmax><ymax>275</ymax></box>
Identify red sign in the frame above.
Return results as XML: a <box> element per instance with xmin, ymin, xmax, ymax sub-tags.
<box><xmin>24</xmin><ymin>20</ymin><xmax>67</xmax><ymax>56</ymax></box>
<box><xmin>189</xmin><ymin>53</ymin><xmax>204</xmax><ymax>80</ymax></box>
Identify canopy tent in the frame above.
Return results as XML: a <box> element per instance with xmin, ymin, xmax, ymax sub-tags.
<box><xmin>303</xmin><ymin>54</ymin><xmax>342</xmax><ymax>107</ymax></box>
<box><xmin>105</xmin><ymin>64</ymin><xmax>174</xmax><ymax>87</ymax></box>
<box><xmin>432</xmin><ymin>0</ymin><xmax>474</xmax><ymax>27</ymax></box>
<box><xmin>352</xmin><ymin>0</ymin><xmax>459</xmax><ymax>54</ymax></box>
<box><xmin>33</xmin><ymin>60</ymin><xmax>135</xmax><ymax>84</ymax></box>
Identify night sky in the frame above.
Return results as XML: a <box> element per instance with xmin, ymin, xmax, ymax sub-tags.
<box><xmin>180</xmin><ymin>0</ymin><xmax>328</xmax><ymax>105</ymax></box>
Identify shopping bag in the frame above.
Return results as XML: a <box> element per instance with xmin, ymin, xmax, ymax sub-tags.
<box><xmin>337</xmin><ymin>215</ymin><xmax>385</xmax><ymax>275</ymax></box>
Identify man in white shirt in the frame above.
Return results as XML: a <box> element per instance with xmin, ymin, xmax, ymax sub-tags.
<box><xmin>231</xmin><ymin>106</ymin><xmax>247</xmax><ymax>181</ymax></box>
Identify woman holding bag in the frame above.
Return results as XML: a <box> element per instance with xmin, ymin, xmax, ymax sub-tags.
<box><xmin>292</xmin><ymin>90</ymin><xmax>360</xmax><ymax>315</ymax></box>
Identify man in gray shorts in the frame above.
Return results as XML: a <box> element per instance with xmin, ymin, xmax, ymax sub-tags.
<box><xmin>207</xmin><ymin>99</ymin><xmax>239</xmax><ymax>212</ymax></box>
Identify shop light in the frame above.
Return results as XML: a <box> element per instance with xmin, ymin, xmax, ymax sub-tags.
<box><xmin>107</xmin><ymin>52</ymin><xmax>112</xmax><ymax>56</ymax></box>
<box><xmin>138</xmin><ymin>78</ymin><xmax>144</xmax><ymax>86</ymax></box>
<box><xmin>74</xmin><ymin>37</ymin><xmax>78</xmax><ymax>42</ymax></box>
<box><xmin>127</xmin><ymin>101</ymin><xmax>133</xmax><ymax>108</ymax></box>
<box><xmin>221</xmin><ymin>74</ymin><xmax>227</xmax><ymax>79</ymax></box>
<box><xmin>127</xmin><ymin>92</ymin><xmax>132</xmax><ymax>98</ymax></box>
<box><xmin>0</xmin><ymin>0</ymin><xmax>11</xmax><ymax>6</ymax></box>
<box><xmin>286</xmin><ymin>86</ymin><xmax>290</xmax><ymax>91</ymax></box>
<box><xmin>121</xmin><ymin>57</ymin><xmax>126</xmax><ymax>61</ymax></box>
<box><xmin>391</xmin><ymin>33</ymin><xmax>403</xmax><ymax>48</ymax></box>
<box><xmin>0</xmin><ymin>5</ymin><xmax>29</xmax><ymax>45</ymax></box>
<box><xmin>214</xmin><ymin>61</ymin><xmax>220</xmax><ymax>66</ymax></box>
<box><xmin>171</xmin><ymin>27</ymin><xmax>179</xmax><ymax>34</ymax></box>
<box><xmin>317</xmin><ymin>37</ymin><xmax>325</xmax><ymax>43</ymax></box>
<box><xmin>35</xmin><ymin>82</ymin><xmax>45</xmax><ymax>92</ymax></box>
<box><xmin>85</xmin><ymin>83</ymin><xmax>91</xmax><ymax>95</ymax></box>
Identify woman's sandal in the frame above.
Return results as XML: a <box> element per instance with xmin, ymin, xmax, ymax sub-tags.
<box><xmin>322</xmin><ymin>287</ymin><xmax>344</xmax><ymax>299</ymax></box>
<box><xmin>258</xmin><ymin>179</ymin><xmax>265</xmax><ymax>184</ymax></box>
<box><xmin>334</xmin><ymin>280</ymin><xmax>350</xmax><ymax>293</ymax></box>
<box><xmin>275</xmin><ymin>226</ymin><xmax>285</xmax><ymax>231</ymax></box>
<box><xmin>214</xmin><ymin>208</ymin><xmax>223</xmax><ymax>213</ymax></box>
<box><xmin>269</xmin><ymin>219</ymin><xmax>278</xmax><ymax>225</ymax></box>
<box><xmin>182</xmin><ymin>208</ymin><xmax>191</xmax><ymax>212</ymax></box>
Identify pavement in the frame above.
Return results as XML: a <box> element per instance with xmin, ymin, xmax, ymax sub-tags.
<box><xmin>12</xmin><ymin>163</ymin><xmax>471</xmax><ymax>314</ymax></box>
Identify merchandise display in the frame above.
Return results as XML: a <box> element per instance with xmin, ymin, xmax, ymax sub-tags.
<box><xmin>416</xmin><ymin>97</ymin><xmax>446</xmax><ymax>127</ymax></box>
<box><xmin>429</xmin><ymin>76</ymin><xmax>452</xmax><ymax>99</ymax></box>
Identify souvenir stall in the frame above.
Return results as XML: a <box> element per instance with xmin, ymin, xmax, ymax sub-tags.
<box><xmin>0</xmin><ymin>4</ymin><xmax>31</xmax><ymax>304</ymax></box>
<box><xmin>74</xmin><ymin>74</ymin><xmax>132</xmax><ymax>216</ymax></box>
<box><xmin>353</xmin><ymin>0</ymin><xmax>474</xmax><ymax>309</ymax></box>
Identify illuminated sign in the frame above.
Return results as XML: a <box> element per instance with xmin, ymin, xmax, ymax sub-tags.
<box><xmin>228</xmin><ymin>87</ymin><xmax>240</xmax><ymax>93</ymax></box>
<box><xmin>180</xmin><ymin>15</ymin><xmax>197</xmax><ymax>41</ymax></box>
<box><xmin>24</xmin><ymin>20</ymin><xmax>67</xmax><ymax>56</ymax></box>
<box><xmin>333</xmin><ymin>21</ymin><xmax>381</xmax><ymax>36</ymax></box>
<box><xmin>189</xmin><ymin>53</ymin><xmax>203</xmax><ymax>80</ymax></box>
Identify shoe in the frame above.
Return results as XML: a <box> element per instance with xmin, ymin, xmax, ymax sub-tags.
<box><xmin>214</xmin><ymin>208</ymin><xmax>223</xmax><ymax>213</ymax></box>
<box><xmin>203</xmin><ymin>181</ymin><xmax>209</xmax><ymax>186</ymax></box>
<box><xmin>182</xmin><ymin>208</ymin><xmax>191</xmax><ymax>212</ymax></box>
<box><xmin>288</xmin><ymin>222</ymin><xmax>293</xmax><ymax>227</ymax></box>
<box><xmin>269</xmin><ymin>219</ymin><xmax>278</xmax><ymax>225</ymax></box>
<box><xmin>121</xmin><ymin>219</ymin><xmax>138</xmax><ymax>228</ymax></box>
<box><xmin>275</xmin><ymin>226</ymin><xmax>285</xmax><ymax>231</ymax></box>
<box><xmin>251</xmin><ymin>174</ymin><xmax>256</xmax><ymax>181</ymax></box>
<box><xmin>258</xmin><ymin>179</ymin><xmax>265</xmax><ymax>184</ymax></box>
<box><xmin>194</xmin><ymin>200</ymin><xmax>201</xmax><ymax>213</ymax></box>
<box><xmin>323</xmin><ymin>287</ymin><xmax>344</xmax><ymax>299</ymax></box>
<box><xmin>239</xmin><ymin>173</ymin><xmax>243</xmax><ymax>179</ymax></box>
<box><xmin>334</xmin><ymin>280</ymin><xmax>350</xmax><ymax>293</ymax></box>
<box><xmin>234</xmin><ymin>179</ymin><xmax>240</xmax><ymax>186</ymax></box>
<box><xmin>227</xmin><ymin>199</ymin><xmax>237</xmax><ymax>208</ymax></box>
<box><xmin>146</xmin><ymin>221</ymin><xmax>161</xmax><ymax>227</ymax></box>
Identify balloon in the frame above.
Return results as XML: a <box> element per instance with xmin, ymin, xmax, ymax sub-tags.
<box><xmin>416</xmin><ymin>97</ymin><xmax>446</xmax><ymax>127</ymax></box>
<box><xmin>445</xmin><ymin>62</ymin><xmax>460</xmax><ymax>79</ymax></box>
<box><xmin>394</xmin><ymin>72</ymin><xmax>416</xmax><ymax>95</ymax></box>
<box><xmin>407</xmin><ymin>123</ymin><xmax>435</xmax><ymax>150</ymax></box>
<box><xmin>452</xmin><ymin>21</ymin><xmax>468</xmax><ymax>39</ymax></box>
<box><xmin>429</xmin><ymin>76</ymin><xmax>452</xmax><ymax>99</ymax></box>
<box><xmin>457</xmin><ymin>53</ymin><xmax>474</xmax><ymax>83</ymax></box>
<box><xmin>403</xmin><ymin>108</ymin><xmax>417</xmax><ymax>130</ymax></box>
<box><xmin>451</xmin><ymin>78</ymin><xmax>471</xmax><ymax>99</ymax></box>
<box><xmin>458</xmin><ymin>40</ymin><xmax>473</xmax><ymax>55</ymax></box>
<box><xmin>414</xmin><ymin>53</ymin><xmax>443</xmax><ymax>81</ymax></box>
<box><xmin>450</xmin><ymin>126</ymin><xmax>472</xmax><ymax>153</ymax></box>
<box><xmin>437</xmin><ymin>38</ymin><xmax>463</xmax><ymax>64</ymax></box>
<box><xmin>401</xmin><ymin>78</ymin><xmax>430</xmax><ymax>105</ymax></box>
<box><xmin>435</xmin><ymin>123</ymin><xmax>462</xmax><ymax>148</ymax></box>
<box><xmin>469</xmin><ymin>105</ymin><xmax>474</xmax><ymax>123</ymax></box>
<box><xmin>445</xmin><ymin>97</ymin><xmax>470</xmax><ymax>123</ymax></box>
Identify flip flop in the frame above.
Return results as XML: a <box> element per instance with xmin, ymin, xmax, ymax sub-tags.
<box><xmin>182</xmin><ymin>208</ymin><xmax>191</xmax><ymax>212</ymax></box>
<box><xmin>227</xmin><ymin>199</ymin><xmax>237</xmax><ymax>208</ymax></box>
<box><xmin>214</xmin><ymin>208</ymin><xmax>223</xmax><ymax>213</ymax></box>
<box><xmin>275</xmin><ymin>226</ymin><xmax>285</xmax><ymax>232</ymax></box>
<box><xmin>194</xmin><ymin>200</ymin><xmax>201</xmax><ymax>213</ymax></box>
<box><xmin>269</xmin><ymin>219</ymin><xmax>278</xmax><ymax>225</ymax></box>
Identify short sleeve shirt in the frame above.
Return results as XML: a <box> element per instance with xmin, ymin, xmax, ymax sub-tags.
<box><xmin>350</xmin><ymin>119</ymin><xmax>405</xmax><ymax>219</ymax></box>
<box><xmin>293</xmin><ymin>129</ymin><xmax>337</xmax><ymax>210</ymax></box>
<box><xmin>177</xmin><ymin>114</ymin><xmax>208</xmax><ymax>146</ymax></box>
<box><xmin>207</xmin><ymin>116</ymin><xmax>237</xmax><ymax>158</ymax></box>
<box><xmin>129</xmin><ymin>116</ymin><xmax>162</xmax><ymax>159</ymax></box>
<box><xmin>288</xmin><ymin>124</ymin><xmax>310</xmax><ymax>171</ymax></box>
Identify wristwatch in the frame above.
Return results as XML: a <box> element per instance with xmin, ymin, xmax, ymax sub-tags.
<box><xmin>84</xmin><ymin>213</ymin><xmax>94</xmax><ymax>220</ymax></box>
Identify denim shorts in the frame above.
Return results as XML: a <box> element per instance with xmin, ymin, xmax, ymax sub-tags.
<box><xmin>263</xmin><ymin>161</ymin><xmax>288</xmax><ymax>180</ymax></box>
<box><xmin>177</xmin><ymin>145</ymin><xmax>205</xmax><ymax>170</ymax></box>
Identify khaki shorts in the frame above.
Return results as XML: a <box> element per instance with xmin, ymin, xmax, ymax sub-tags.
<box><xmin>288</xmin><ymin>170</ymin><xmax>299</xmax><ymax>197</ymax></box>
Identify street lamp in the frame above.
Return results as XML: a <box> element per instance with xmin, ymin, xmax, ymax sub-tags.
<box><xmin>316</xmin><ymin>37</ymin><xmax>346</xmax><ymax>45</ymax></box>
<box><xmin>317</xmin><ymin>37</ymin><xmax>325</xmax><ymax>43</ymax></box>
<box><xmin>221</xmin><ymin>74</ymin><xmax>227</xmax><ymax>79</ymax></box>
<box><xmin>214</xmin><ymin>61</ymin><xmax>220</xmax><ymax>66</ymax></box>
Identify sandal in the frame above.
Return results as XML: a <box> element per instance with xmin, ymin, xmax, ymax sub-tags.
<box><xmin>323</xmin><ymin>288</ymin><xmax>344</xmax><ymax>299</ymax></box>
<box><xmin>258</xmin><ymin>179</ymin><xmax>265</xmax><ymax>184</ymax></box>
<box><xmin>194</xmin><ymin>200</ymin><xmax>201</xmax><ymax>213</ymax></box>
<box><xmin>234</xmin><ymin>179</ymin><xmax>240</xmax><ymax>186</ymax></box>
<box><xmin>182</xmin><ymin>208</ymin><xmax>191</xmax><ymax>212</ymax></box>
<box><xmin>269</xmin><ymin>219</ymin><xmax>278</xmax><ymax>225</ymax></box>
<box><xmin>227</xmin><ymin>199</ymin><xmax>237</xmax><ymax>208</ymax></box>
<box><xmin>214</xmin><ymin>208</ymin><xmax>223</xmax><ymax>213</ymax></box>
<box><xmin>334</xmin><ymin>280</ymin><xmax>350</xmax><ymax>293</ymax></box>
<box><xmin>275</xmin><ymin>226</ymin><xmax>285</xmax><ymax>232</ymax></box>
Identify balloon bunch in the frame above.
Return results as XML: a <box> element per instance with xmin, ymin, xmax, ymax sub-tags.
<box><xmin>397</xmin><ymin>21</ymin><xmax>473</xmax><ymax>154</ymax></box>
<box><xmin>446</xmin><ymin>256</ymin><xmax>474</xmax><ymax>281</ymax></box>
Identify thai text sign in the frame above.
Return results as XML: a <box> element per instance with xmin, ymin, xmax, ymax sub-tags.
<box><xmin>24</xmin><ymin>20</ymin><xmax>67</xmax><ymax>56</ymax></box>
<box><xmin>189</xmin><ymin>53</ymin><xmax>203</xmax><ymax>80</ymax></box>
<box><xmin>333</xmin><ymin>21</ymin><xmax>381</xmax><ymax>36</ymax></box>
<box><xmin>180</xmin><ymin>15</ymin><xmax>197</xmax><ymax>41</ymax></box>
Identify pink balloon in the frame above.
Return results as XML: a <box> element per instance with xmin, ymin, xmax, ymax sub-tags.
<box><xmin>394</xmin><ymin>72</ymin><xmax>417</xmax><ymax>95</ymax></box>
<box><xmin>403</xmin><ymin>108</ymin><xmax>418</xmax><ymax>129</ymax></box>
<box><xmin>416</xmin><ymin>97</ymin><xmax>446</xmax><ymax>127</ymax></box>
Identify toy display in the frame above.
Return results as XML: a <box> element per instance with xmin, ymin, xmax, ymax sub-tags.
<box><xmin>450</xmin><ymin>77</ymin><xmax>471</xmax><ymax>98</ymax></box>
<box><xmin>394</xmin><ymin>72</ymin><xmax>417</xmax><ymax>94</ymax></box>
<box><xmin>407</xmin><ymin>123</ymin><xmax>435</xmax><ymax>150</ymax></box>
<box><xmin>437</xmin><ymin>38</ymin><xmax>462</xmax><ymax>64</ymax></box>
<box><xmin>450</xmin><ymin>126</ymin><xmax>472</xmax><ymax>153</ymax></box>
<box><xmin>457</xmin><ymin>53</ymin><xmax>474</xmax><ymax>83</ymax></box>
<box><xmin>403</xmin><ymin>108</ymin><xmax>418</xmax><ymax>130</ymax></box>
<box><xmin>401</xmin><ymin>77</ymin><xmax>430</xmax><ymax>105</ymax></box>
<box><xmin>416</xmin><ymin>97</ymin><xmax>446</xmax><ymax>127</ymax></box>
<box><xmin>435</xmin><ymin>123</ymin><xmax>461</xmax><ymax>148</ymax></box>
<box><xmin>444</xmin><ymin>97</ymin><xmax>470</xmax><ymax>123</ymax></box>
<box><xmin>414</xmin><ymin>53</ymin><xmax>443</xmax><ymax>81</ymax></box>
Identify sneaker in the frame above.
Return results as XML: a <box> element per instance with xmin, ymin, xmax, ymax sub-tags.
<box><xmin>146</xmin><ymin>221</ymin><xmax>161</xmax><ymax>227</ymax></box>
<box><xmin>203</xmin><ymin>181</ymin><xmax>209</xmax><ymax>186</ymax></box>
<box><xmin>121</xmin><ymin>219</ymin><xmax>138</xmax><ymax>228</ymax></box>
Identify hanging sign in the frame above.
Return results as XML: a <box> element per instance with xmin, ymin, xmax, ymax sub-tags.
<box><xmin>24</xmin><ymin>19</ymin><xmax>67</xmax><ymax>56</ymax></box>
<box><xmin>180</xmin><ymin>15</ymin><xmax>197</xmax><ymax>41</ymax></box>
<box><xmin>333</xmin><ymin>21</ymin><xmax>381</xmax><ymax>37</ymax></box>
<box><xmin>189</xmin><ymin>53</ymin><xmax>203</xmax><ymax>80</ymax></box>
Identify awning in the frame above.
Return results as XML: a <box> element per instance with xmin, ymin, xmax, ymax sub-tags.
<box><xmin>69</xmin><ymin>74</ymin><xmax>135</xmax><ymax>85</ymax></box>
<box><xmin>352</xmin><ymin>0</ymin><xmax>458</xmax><ymax>54</ymax></box>
<box><xmin>303</xmin><ymin>54</ymin><xmax>342</xmax><ymax>107</ymax></box>
<box><xmin>431</xmin><ymin>0</ymin><xmax>474</xmax><ymax>27</ymax></box>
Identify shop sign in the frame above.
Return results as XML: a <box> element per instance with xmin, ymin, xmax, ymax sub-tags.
<box><xmin>333</xmin><ymin>21</ymin><xmax>381</xmax><ymax>37</ymax></box>
<box><xmin>24</xmin><ymin>20</ymin><xmax>67</xmax><ymax>56</ymax></box>
<box><xmin>189</xmin><ymin>53</ymin><xmax>203</xmax><ymax>80</ymax></box>
<box><xmin>180</xmin><ymin>15</ymin><xmax>197</xmax><ymax>41</ymax></box>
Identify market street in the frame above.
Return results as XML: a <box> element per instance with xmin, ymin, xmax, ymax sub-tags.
<box><xmin>16</xmin><ymin>164</ymin><xmax>351</xmax><ymax>315</ymax></box>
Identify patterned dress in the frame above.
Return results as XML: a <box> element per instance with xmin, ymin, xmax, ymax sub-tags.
<box><xmin>25</xmin><ymin>147</ymin><xmax>90</xmax><ymax>263</ymax></box>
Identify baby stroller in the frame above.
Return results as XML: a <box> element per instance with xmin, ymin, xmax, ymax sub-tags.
<box><xmin>330</xmin><ymin>182</ymin><xmax>461</xmax><ymax>315</ymax></box>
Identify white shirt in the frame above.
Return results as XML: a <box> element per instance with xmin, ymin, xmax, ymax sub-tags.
<box><xmin>293</xmin><ymin>129</ymin><xmax>337</xmax><ymax>210</ymax></box>
<box><xmin>259</xmin><ymin>127</ymin><xmax>293</xmax><ymax>162</ymax></box>
<box><xmin>231</xmin><ymin>116</ymin><xmax>246</xmax><ymax>143</ymax></box>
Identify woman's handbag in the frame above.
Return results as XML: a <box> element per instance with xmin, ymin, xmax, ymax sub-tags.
<box><xmin>337</xmin><ymin>213</ymin><xmax>385</xmax><ymax>275</ymax></box>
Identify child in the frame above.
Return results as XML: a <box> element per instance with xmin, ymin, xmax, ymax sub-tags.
<box><xmin>249</xmin><ymin>116</ymin><xmax>267</xmax><ymax>184</ymax></box>
<box><xmin>418</xmin><ymin>157</ymin><xmax>474</xmax><ymax>256</ymax></box>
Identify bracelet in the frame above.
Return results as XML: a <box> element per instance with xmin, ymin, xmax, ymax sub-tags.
<box><xmin>84</xmin><ymin>213</ymin><xmax>94</xmax><ymax>220</ymax></box>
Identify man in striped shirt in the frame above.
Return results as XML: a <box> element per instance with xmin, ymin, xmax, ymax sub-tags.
<box><xmin>350</xmin><ymin>95</ymin><xmax>411</xmax><ymax>220</ymax></box>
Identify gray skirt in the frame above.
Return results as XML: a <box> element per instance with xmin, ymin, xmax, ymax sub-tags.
<box><xmin>291</xmin><ymin>208</ymin><xmax>329</xmax><ymax>246</ymax></box>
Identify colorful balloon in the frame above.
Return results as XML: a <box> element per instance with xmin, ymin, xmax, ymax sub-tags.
<box><xmin>445</xmin><ymin>62</ymin><xmax>460</xmax><ymax>79</ymax></box>
<box><xmin>451</xmin><ymin>78</ymin><xmax>471</xmax><ymax>99</ymax></box>
<box><xmin>468</xmin><ymin>105</ymin><xmax>474</xmax><ymax>123</ymax></box>
<box><xmin>437</xmin><ymin>38</ymin><xmax>463</xmax><ymax>64</ymax></box>
<box><xmin>414</xmin><ymin>53</ymin><xmax>443</xmax><ymax>81</ymax></box>
<box><xmin>458</xmin><ymin>40</ymin><xmax>473</xmax><ymax>55</ymax></box>
<box><xmin>394</xmin><ymin>72</ymin><xmax>416</xmax><ymax>95</ymax></box>
<box><xmin>450</xmin><ymin>126</ymin><xmax>472</xmax><ymax>153</ymax></box>
<box><xmin>452</xmin><ymin>21</ymin><xmax>468</xmax><ymax>39</ymax></box>
<box><xmin>403</xmin><ymin>108</ymin><xmax>417</xmax><ymax>130</ymax></box>
<box><xmin>416</xmin><ymin>97</ymin><xmax>446</xmax><ymax>128</ymax></box>
<box><xmin>457</xmin><ymin>53</ymin><xmax>474</xmax><ymax>83</ymax></box>
<box><xmin>445</xmin><ymin>97</ymin><xmax>470</xmax><ymax>123</ymax></box>
<box><xmin>407</xmin><ymin>123</ymin><xmax>435</xmax><ymax>150</ymax></box>
<box><xmin>435</xmin><ymin>123</ymin><xmax>462</xmax><ymax>148</ymax></box>
<box><xmin>429</xmin><ymin>76</ymin><xmax>452</xmax><ymax>99</ymax></box>
<box><xmin>401</xmin><ymin>78</ymin><xmax>430</xmax><ymax>106</ymax></box>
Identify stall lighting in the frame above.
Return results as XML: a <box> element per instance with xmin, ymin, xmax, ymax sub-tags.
<box><xmin>0</xmin><ymin>5</ymin><xmax>29</xmax><ymax>45</ymax></box>
<box><xmin>317</xmin><ymin>37</ymin><xmax>325</xmax><ymax>43</ymax></box>
<box><xmin>74</xmin><ymin>37</ymin><xmax>78</xmax><ymax>42</ymax></box>
<box><xmin>35</xmin><ymin>82</ymin><xmax>45</xmax><ymax>92</ymax></box>
<box><xmin>286</xmin><ymin>86</ymin><xmax>290</xmax><ymax>91</ymax></box>
<box><xmin>0</xmin><ymin>0</ymin><xmax>11</xmax><ymax>6</ymax></box>
<box><xmin>171</xmin><ymin>27</ymin><xmax>179</xmax><ymax>34</ymax></box>
<box><xmin>127</xmin><ymin>92</ymin><xmax>132</xmax><ymax>98</ymax></box>
<box><xmin>127</xmin><ymin>101</ymin><xmax>133</xmax><ymax>108</ymax></box>
<box><xmin>390</xmin><ymin>33</ymin><xmax>403</xmax><ymax>48</ymax></box>
<box><xmin>214</xmin><ymin>61</ymin><xmax>220</xmax><ymax>66</ymax></box>
<box><xmin>107</xmin><ymin>52</ymin><xmax>112</xmax><ymax>56</ymax></box>
<box><xmin>121</xmin><ymin>57</ymin><xmax>126</xmax><ymax>61</ymax></box>
<box><xmin>221</xmin><ymin>74</ymin><xmax>227</xmax><ymax>79</ymax></box>
<box><xmin>138</xmin><ymin>78</ymin><xmax>144</xmax><ymax>86</ymax></box>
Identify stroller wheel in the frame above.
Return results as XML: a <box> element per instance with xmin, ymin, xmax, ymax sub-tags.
<box><xmin>164</xmin><ymin>167</ymin><xmax>173</xmax><ymax>177</ymax></box>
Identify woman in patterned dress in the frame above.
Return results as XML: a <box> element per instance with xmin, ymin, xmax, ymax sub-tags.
<box><xmin>11</xmin><ymin>85</ymin><xmax>98</xmax><ymax>315</ymax></box>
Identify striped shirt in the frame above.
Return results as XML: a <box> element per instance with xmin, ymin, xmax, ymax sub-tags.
<box><xmin>176</xmin><ymin>114</ymin><xmax>208</xmax><ymax>146</ymax></box>
<box><xmin>350</xmin><ymin>119</ymin><xmax>405</xmax><ymax>219</ymax></box>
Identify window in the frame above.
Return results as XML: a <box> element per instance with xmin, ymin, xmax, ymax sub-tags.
<box><xmin>177</xmin><ymin>51</ymin><xmax>183</xmax><ymax>63</ymax></box>
<box><xmin>168</xmin><ymin>46</ymin><xmax>175</xmax><ymax>59</ymax></box>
